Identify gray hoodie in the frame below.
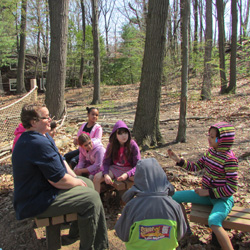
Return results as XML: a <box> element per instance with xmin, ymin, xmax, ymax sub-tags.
<box><xmin>115</xmin><ymin>158</ymin><xmax>187</xmax><ymax>250</ymax></box>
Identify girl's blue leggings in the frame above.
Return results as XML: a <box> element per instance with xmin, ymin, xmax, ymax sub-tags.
<box><xmin>172</xmin><ymin>190</ymin><xmax>234</xmax><ymax>227</ymax></box>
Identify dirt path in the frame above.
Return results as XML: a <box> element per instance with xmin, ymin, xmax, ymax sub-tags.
<box><xmin>0</xmin><ymin>78</ymin><xmax>250</xmax><ymax>249</ymax></box>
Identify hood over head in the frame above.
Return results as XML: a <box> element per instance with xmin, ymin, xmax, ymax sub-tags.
<box><xmin>210</xmin><ymin>122</ymin><xmax>235</xmax><ymax>152</ymax></box>
<box><xmin>110</xmin><ymin>120</ymin><xmax>130</xmax><ymax>141</ymax></box>
<box><xmin>122</xmin><ymin>158</ymin><xmax>175</xmax><ymax>203</ymax></box>
<box><xmin>14</xmin><ymin>123</ymin><xmax>26</xmax><ymax>136</ymax></box>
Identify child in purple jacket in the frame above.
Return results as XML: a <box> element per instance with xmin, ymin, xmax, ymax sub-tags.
<box><xmin>74</xmin><ymin>133</ymin><xmax>105</xmax><ymax>180</ymax></box>
<box><xmin>93</xmin><ymin>120</ymin><xmax>141</xmax><ymax>193</ymax></box>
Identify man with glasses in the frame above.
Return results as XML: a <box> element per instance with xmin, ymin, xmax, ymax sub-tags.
<box><xmin>12</xmin><ymin>103</ymin><xmax>108</xmax><ymax>250</ymax></box>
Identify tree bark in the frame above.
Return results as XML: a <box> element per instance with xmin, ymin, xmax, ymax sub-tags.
<box><xmin>91</xmin><ymin>0</ymin><xmax>101</xmax><ymax>104</ymax></box>
<box><xmin>227</xmin><ymin>0</ymin><xmax>237</xmax><ymax>94</ymax></box>
<box><xmin>45</xmin><ymin>0</ymin><xmax>69</xmax><ymax>119</ymax></box>
<box><xmin>79</xmin><ymin>0</ymin><xmax>86</xmax><ymax>87</ymax></box>
<box><xmin>176</xmin><ymin>0</ymin><xmax>190</xmax><ymax>143</ymax></box>
<box><xmin>216</xmin><ymin>0</ymin><xmax>227</xmax><ymax>94</ymax></box>
<box><xmin>133</xmin><ymin>0</ymin><xmax>169</xmax><ymax>148</ymax></box>
<box><xmin>16</xmin><ymin>0</ymin><xmax>27</xmax><ymax>94</ymax></box>
<box><xmin>242</xmin><ymin>0</ymin><xmax>250</xmax><ymax>37</ymax></box>
<box><xmin>201</xmin><ymin>0</ymin><xmax>212</xmax><ymax>100</ymax></box>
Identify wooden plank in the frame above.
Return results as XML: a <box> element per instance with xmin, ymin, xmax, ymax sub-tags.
<box><xmin>125</xmin><ymin>180</ymin><xmax>134</xmax><ymax>189</ymax></box>
<box><xmin>51</xmin><ymin>215</ymin><xmax>64</xmax><ymax>225</ymax></box>
<box><xmin>65</xmin><ymin>213</ymin><xmax>77</xmax><ymax>222</ymax></box>
<box><xmin>190</xmin><ymin>204</ymin><xmax>250</xmax><ymax>232</ymax></box>
<box><xmin>113</xmin><ymin>180</ymin><xmax>126</xmax><ymax>191</ymax></box>
<box><xmin>35</xmin><ymin>217</ymin><xmax>50</xmax><ymax>227</ymax></box>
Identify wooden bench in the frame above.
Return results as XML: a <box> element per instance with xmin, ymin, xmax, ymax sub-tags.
<box><xmin>35</xmin><ymin>213</ymin><xmax>78</xmax><ymax>250</ymax></box>
<box><xmin>112</xmin><ymin>179</ymin><xmax>134</xmax><ymax>191</ymax></box>
<box><xmin>190</xmin><ymin>204</ymin><xmax>250</xmax><ymax>232</ymax></box>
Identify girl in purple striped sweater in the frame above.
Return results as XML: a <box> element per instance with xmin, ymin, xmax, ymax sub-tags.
<box><xmin>168</xmin><ymin>122</ymin><xmax>238</xmax><ymax>250</ymax></box>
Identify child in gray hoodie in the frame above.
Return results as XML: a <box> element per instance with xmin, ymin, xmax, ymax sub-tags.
<box><xmin>115</xmin><ymin>158</ymin><xmax>187</xmax><ymax>250</ymax></box>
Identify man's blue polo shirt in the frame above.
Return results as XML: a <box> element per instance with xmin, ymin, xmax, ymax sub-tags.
<box><xmin>12</xmin><ymin>131</ymin><xmax>66</xmax><ymax>220</ymax></box>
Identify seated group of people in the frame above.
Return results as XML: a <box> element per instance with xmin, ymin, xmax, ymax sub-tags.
<box><xmin>11</xmin><ymin>103</ymin><xmax>238</xmax><ymax>250</ymax></box>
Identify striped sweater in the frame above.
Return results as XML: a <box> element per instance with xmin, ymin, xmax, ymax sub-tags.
<box><xmin>178</xmin><ymin>122</ymin><xmax>238</xmax><ymax>199</ymax></box>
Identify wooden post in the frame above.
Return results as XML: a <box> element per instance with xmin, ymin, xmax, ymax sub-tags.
<box><xmin>46</xmin><ymin>224</ymin><xmax>61</xmax><ymax>250</ymax></box>
<box><xmin>30</xmin><ymin>79</ymin><xmax>37</xmax><ymax>101</ymax></box>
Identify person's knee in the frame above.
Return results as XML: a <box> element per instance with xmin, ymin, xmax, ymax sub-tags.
<box><xmin>93</xmin><ymin>172</ymin><xmax>103</xmax><ymax>183</ymax></box>
<box><xmin>208</xmin><ymin>212</ymin><xmax>225</xmax><ymax>227</ymax></box>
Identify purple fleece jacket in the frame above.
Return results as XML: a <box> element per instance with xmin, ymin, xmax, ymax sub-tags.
<box><xmin>102</xmin><ymin>120</ymin><xmax>141</xmax><ymax>177</ymax></box>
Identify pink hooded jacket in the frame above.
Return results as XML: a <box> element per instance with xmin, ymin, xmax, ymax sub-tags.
<box><xmin>74</xmin><ymin>138</ymin><xmax>105</xmax><ymax>175</ymax></box>
<box><xmin>12</xmin><ymin>123</ymin><xmax>26</xmax><ymax>151</ymax></box>
<box><xmin>77</xmin><ymin>122</ymin><xmax>102</xmax><ymax>139</ymax></box>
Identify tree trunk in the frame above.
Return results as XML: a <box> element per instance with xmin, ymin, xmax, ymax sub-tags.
<box><xmin>193</xmin><ymin>0</ymin><xmax>198</xmax><ymax>55</ymax></box>
<box><xmin>79</xmin><ymin>0</ymin><xmax>86</xmax><ymax>87</ymax></box>
<box><xmin>16</xmin><ymin>0</ymin><xmax>27</xmax><ymax>94</ymax></box>
<box><xmin>227</xmin><ymin>0</ymin><xmax>237</xmax><ymax>94</ymax></box>
<box><xmin>176</xmin><ymin>0</ymin><xmax>190</xmax><ymax>143</ymax></box>
<box><xmin>243</xmin><ymin>0</ymin><xmax>250</xmax><ymax>37</ymax></box>
<box><xmin>133</xmin><ymin>0</ymin><xmax>169</xmax><ymax>148</ymax></box>
<box><xmin>91</xmin><ymin>0</ymin><xmax>101</xmax><ymax>104</ymax></box>
<box><xmin>0</xmin><ymin>71</ymin><xmax>4</xmax><ymax>94</ymax></box>
<box><xmin>45</xmin><ymin>0</ymin><xmax>69</xmax><ymax>119</ymax></box>
<box><xmin>216</xmin><ymin>0</ymin><xmax>227</xmax><ymax>94</ymax></box>
<box><xmin>201</xmin><ymin>0</ymin><xmax>212</xmax><ymax>100</ymax></box>
<box><xmin>198</xmin><ymin>0</ymin><xmax>203</xmax><ymax>49</ymax></box>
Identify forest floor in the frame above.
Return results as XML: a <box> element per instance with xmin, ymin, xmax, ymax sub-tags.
<box><xmin>0</xmin><ymin>76</ymin><xmax>250</xmax><ymax>250</ymax></box>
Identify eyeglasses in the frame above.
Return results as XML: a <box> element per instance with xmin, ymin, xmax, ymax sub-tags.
<box><xmin>38</xmin><ymin>114</ymin><xmax>54</xmax><ymax>120</ymax></box>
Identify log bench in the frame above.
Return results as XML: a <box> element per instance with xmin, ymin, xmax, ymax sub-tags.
<box><xmin>190</xmin><ymin>204</ymin><xmax>250</xmax><ymax>232</ymax></box>
<box><xmin>35</xmin><ymin>213</ymin><xmax>78</xmax><ymax>250</ymax></box>
<box><xmin>112</xmin><ymin>179</ymin><xmax>134</xmax><ymax>191</ymax></box>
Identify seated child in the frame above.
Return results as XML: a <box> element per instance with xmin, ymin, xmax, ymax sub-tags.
<box><xmin>168</xmin><ymin>122</ymin><xmax>238</xmax><ymax>250</ymax></box>
<box><xmin>93</xmin><ymin>120</ymin><xmax>141</xmax><ymax>193</ymax></box>
<box><xmin>12</xmin><ymin>123</ymin><xmax>26</xmax><ymax>151</ymax></box>
<box><xmin>74</xmin><ymin>133</ymin><xmax>105</xmax><ymax>180</ymax></box>
<box><xmin>64</xmin><ymin>107</ymin><xmax>102</xmax><ymax>169</ymax></box>
<box><xmin>115</xmin><ymin>158</ymin><xmax>187</xmax><ymax>250</ymax></box>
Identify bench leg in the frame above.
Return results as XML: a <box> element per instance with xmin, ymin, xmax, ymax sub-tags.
<box><xmin>46</xmin><ymin>224</ymin><xmax>61</xmax><ymax>250</ymax></box>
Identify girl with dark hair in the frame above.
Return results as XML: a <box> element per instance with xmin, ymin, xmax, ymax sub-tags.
<box><xmin>93</xmin><ymin>120</ymin><xmax>141</xmax><ymax>193</ymax></box>
<box><xmin>64</xmin><ymin>107</ymin><xmax>102</xmax><ymax>168</ymax></box>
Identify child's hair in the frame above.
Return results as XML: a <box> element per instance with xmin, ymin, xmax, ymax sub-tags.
<box><xmin>86</xmin><ymin>107</ymin><xmax>99</xmax><ymax>114</ymax></box>
<box><xmin>78</xmin><ymin>133</ymin><xmax>91</xmax><ymax>146</ymax></box>
<box><xmin>106</xmin><ymin>128</ymin><xmax>131</xmax><ymax>160</ymax></box>
<box><xmin>50</xmin><ymin>121</ymin><xmax>57</xmax><ymax>130</ymax></box>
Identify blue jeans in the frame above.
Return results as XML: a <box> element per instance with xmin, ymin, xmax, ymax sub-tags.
<box><xmin>172</xmin><ymin>190</ymin><xmax>234</xmax><ymax>227</ymax></box>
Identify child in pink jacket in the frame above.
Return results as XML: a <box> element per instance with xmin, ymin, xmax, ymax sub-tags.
<box><xmin>74</xmin><ymin>133</ymin><xmax>105</xmax><ymax>180</ymax></box>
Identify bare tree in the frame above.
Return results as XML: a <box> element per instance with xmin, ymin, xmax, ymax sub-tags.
<box><xmin>16</xmin><ymin>0</ymin><xmax>27</xmax><ymax>94</ymax></box>
<box><xmin>227</xmin><ymin>0</ymin><xmax>237</xmax><ymax>94</ymax></box>
<box><xmin>45</xmin><ymin>0</ymin><xmax>69</xmax><ymax>119</ymax></box>
<box><xmin>79</xmin><ymin>0</ymin><xmax>86</xmax><ymax>87</ymax></box>
<box><xmin>216</xmin><ymin>0</ymin><xmax>227</xmax><ymax>94</ymax></box>
<box><xmin>201</xmin><ymin>0</ymin><xmax>212</xmax><ymax>100</ymax></box>
<box><xmin>198</xmin><ymin>0</ymin><xmax>204</xmax><ymax>47</ymax></box>
<box><xmin>91</xmin><ymin>0</ymin><xmax>101</xmax><ymax>104</ymax></box>
<box><xmin>133</xmin><ymin>0</ymin><xmax>169</xmax><ymax>148</ymax></box>
<box><xmin>100</xmin><ymin>0</ymin><xmax>116</xmax><ymax>55</ymax></box>
<box><xmin>176</xmin><ymin>0</ymin><xmax>190</xmax><ymax>143</ymax></box>
<box><xmin>241</xmin><ymin>0</ymin><xmax>250</xmax><ymax>37</ymax></box>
